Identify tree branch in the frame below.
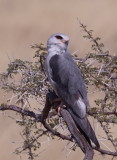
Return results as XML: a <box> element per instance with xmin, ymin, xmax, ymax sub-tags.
<box><xmin>88</xmin><ymin>110</ymin><xmax>117</xmax><ymax>116</ymax></box>
<box><xmin>0</xmin><ymin>104</ymin><xmax>117</xmax><ymax>157</ymax></box>
<box><xmin>60</xmin><ymin>108</ymin><xmax>94</xmax><ymax>160</ymax></box>
<box><xmin>0</xmin><ymin>104</ymin><xmax>41</xmax><ymax>120</ymax></box>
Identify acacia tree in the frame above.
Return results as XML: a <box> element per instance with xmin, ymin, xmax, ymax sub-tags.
<box><xmin>0</xmin><ymin>23</ymin><xmax>117</xmax><ymax>160</ymax></box>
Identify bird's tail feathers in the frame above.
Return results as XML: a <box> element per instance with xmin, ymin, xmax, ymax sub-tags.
<box><xmin>68</xmin><ymin>108</ymin><xmax>100</xmax><ymax>148</ymax></box>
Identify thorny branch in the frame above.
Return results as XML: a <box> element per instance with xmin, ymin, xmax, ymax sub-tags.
<box><xmin>79</xmin><ymin>21</ymin><xmax>104</xmax><ymax>54</ymax></box>
<box><xmin>0</xmin><ymin>103</ymin><xmax>117</xmax><ymax>157</ymax></box>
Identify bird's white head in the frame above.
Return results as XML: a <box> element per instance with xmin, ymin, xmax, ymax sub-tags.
<box><xmin>47</xmin><ymin>33</ymin><xmax>69</xmax><ymax>51</ymax></box>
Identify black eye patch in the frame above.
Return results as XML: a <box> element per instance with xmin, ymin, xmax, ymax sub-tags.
<box><xmin>55</xmin><ymin>35</ymin><xmax>63</xmax><ymax>40</ymax></box>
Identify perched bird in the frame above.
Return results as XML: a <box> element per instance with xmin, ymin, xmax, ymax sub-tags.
<box><xmin>45</xmin><ymin>33</ymin><xmax>100</xmax><ymax>148</ymax></box>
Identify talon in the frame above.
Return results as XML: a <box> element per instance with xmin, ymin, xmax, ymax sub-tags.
<box><xmin>57</xmin><ymin>106</ymin><xmax>61</xmax><ymax>116</ymax></box>
<box><xmin>55</xmin><ymin>102</ymin><xmax>63</xmax><ymax>116</ymax></box>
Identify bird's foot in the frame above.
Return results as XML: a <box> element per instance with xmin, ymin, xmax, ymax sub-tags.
<box><xmin>55</xmin><ymin>102</ymin><xmax>66</xmax><ymax>116</ymax></box>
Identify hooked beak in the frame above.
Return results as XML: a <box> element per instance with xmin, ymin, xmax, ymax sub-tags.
<box><xmin>61</xmin><ymin>40</ymin><xmax>69</xmax><ymax>45</ymax></box>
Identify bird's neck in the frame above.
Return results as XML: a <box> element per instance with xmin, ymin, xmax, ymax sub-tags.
<box><xmin>47</xmin><ymin>44</ymin><xmax>66</xmax><ymax>55</ymax></box>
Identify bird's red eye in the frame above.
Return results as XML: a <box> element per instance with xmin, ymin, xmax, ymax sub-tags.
<box><xmin>55</xmin><ymin>35</ymin><xmax>63</xmax><ymax>40</ymax></box>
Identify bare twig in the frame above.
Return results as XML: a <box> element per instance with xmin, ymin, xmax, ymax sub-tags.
<box><xmin>0</xmin><ymin>104</ymin><xmax>117</xmax><ymax>157</ymax></box>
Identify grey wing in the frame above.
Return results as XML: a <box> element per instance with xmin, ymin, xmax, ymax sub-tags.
<box><xmin>49</xmin><ymin>53</ymin><xmax>89</xmax><ymax>118</ymax></box>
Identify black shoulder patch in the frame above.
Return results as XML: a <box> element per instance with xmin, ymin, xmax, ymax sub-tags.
<box><xmin>49</xmin><ymin>55</ymin><xmax>61</xmax><ymax>83</ymax></box>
